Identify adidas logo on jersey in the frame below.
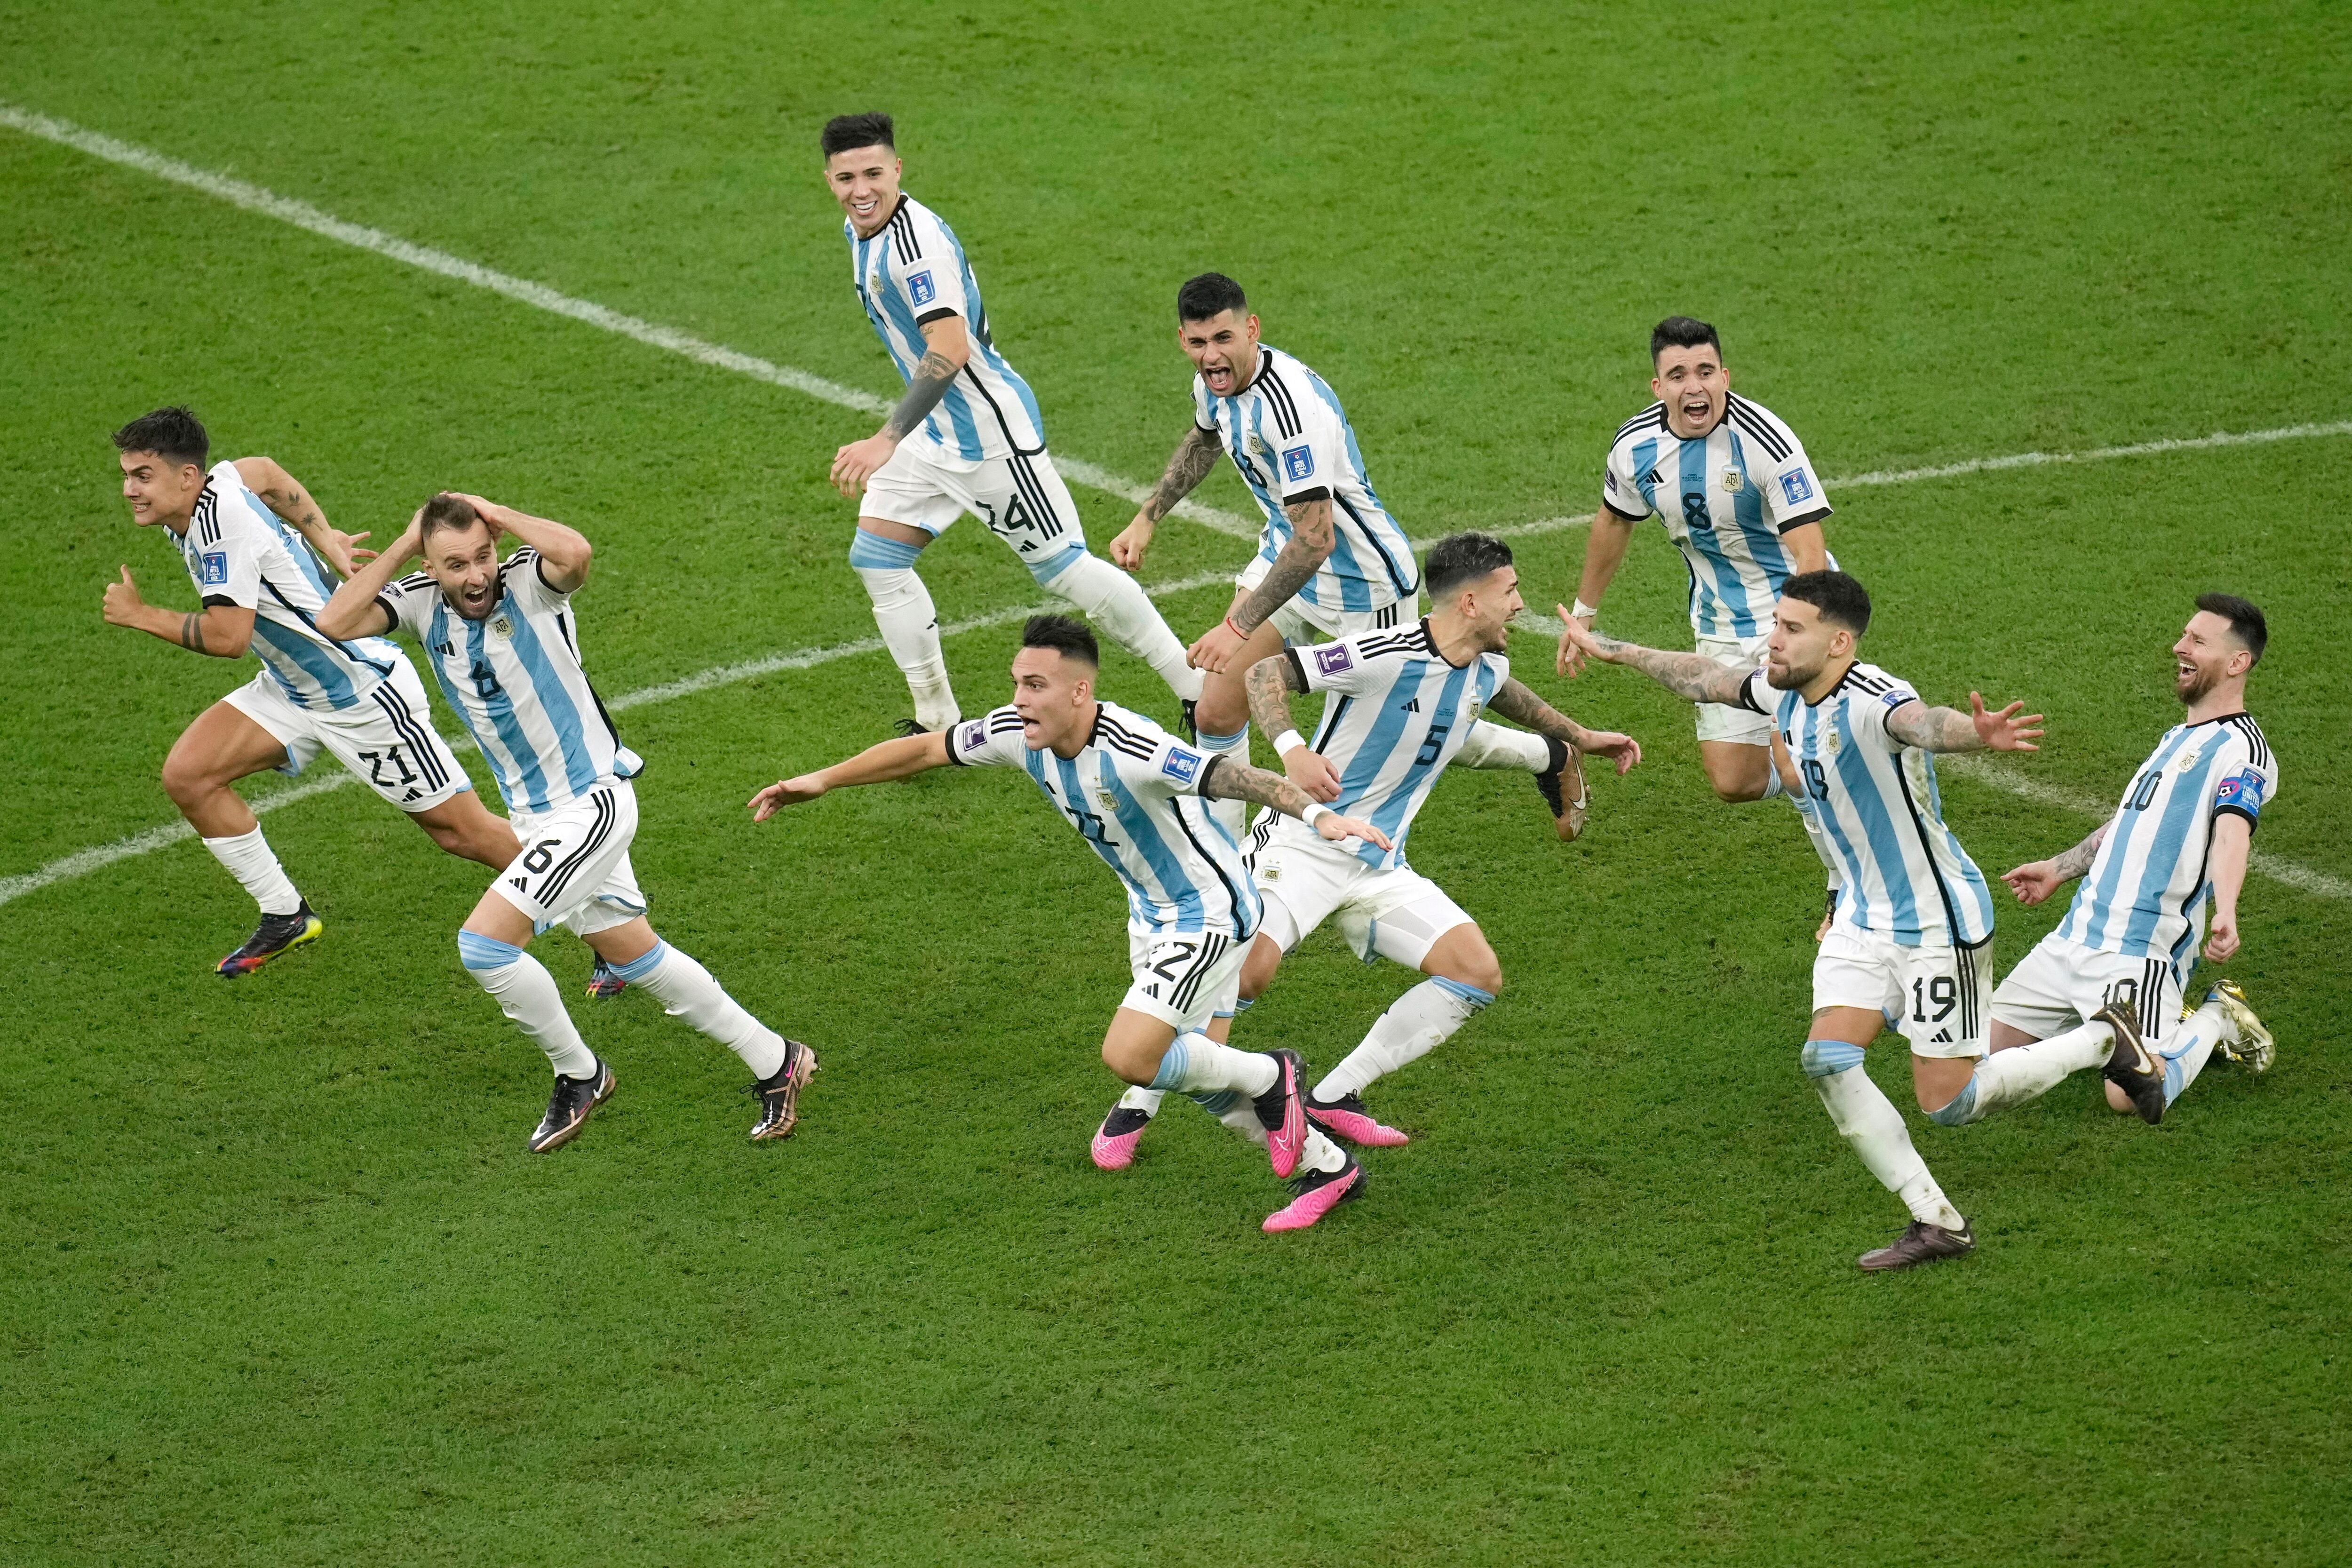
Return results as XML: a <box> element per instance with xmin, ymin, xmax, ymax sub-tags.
<box><xmin>1403</xmin><ymin>698</ymin><xmax>1421</xmax><ymax>712</ymax></box>
<box><xmin>1931</xmin><ymin>1029</ymin><xmax>1953</xmax><ymax>1044</ymax></box>
<box><xmin>508</xmin><ymin>876</ymin><xmax>528</xmax><ymax>891</ymax></box>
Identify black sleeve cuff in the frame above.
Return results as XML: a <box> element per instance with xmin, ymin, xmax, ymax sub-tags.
<box><xmin>1283</xmin><ymin>485</ymin><xmax>1332</xmax><ymax>508</ymax></box>
<box><xmin>1734</xmin><ymin>683</ymin><xmax>1767</xmax><ymax>716</ymax></box>
<box><xmin>1778</xmin><ymin>506</ymin><xmax>1833</xmax><ymax>535</ymax></box>
<box><xmin>913</xmin><ymin>307</ymin><xmax>960</xmax><ymax>327</ymax></box>
<box><xmin>2213</xmin><ymin>804</ymin><xmax>2258</xmax><ymax>831</ymax></box>
<box><xmin>372</xmin><ymin>595</ymin><xmax>400</xmax><ymax>631</ymax></box>
<box><xmin>1601</xmin><ymin>498</ymin><xmax>1647</xmax><ymax>523</ymax></box>
<box><xmin>201</xmin><ymin>594</ymin><xmax>239</xmax><ymax>609</ymax></box>
<box><xmin>1196</xmin><ymin>755</ymin><xmax>1223</xmax><ymax>797</ymax></box>
<box><xmin>1283</xmin><ymin>648</ymin><xmax>1310</xmax><ymax>690</ymax></box>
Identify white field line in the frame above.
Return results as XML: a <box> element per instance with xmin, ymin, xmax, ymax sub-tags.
<box><xmin>1836</xmin><ymin>422</ymin><xmax>2352</xmax><ymax>488</ymax></box>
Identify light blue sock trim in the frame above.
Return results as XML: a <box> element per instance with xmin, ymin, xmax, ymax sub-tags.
<box><xmin>848</xmin><ymin>532</ymin><xmax>926</xmax><ymax>571</ymax></box>
<box><xmin>1197</xmin><ymin>725</ymin><xmax>1248</xmax><ymax>751</ymax></box>
<box><xmin>1189</xmin><ymin>1088</ymin><xmax>1240</xmax><ymax>1116</ymax></box>
<box><xmin>1231</xmin><ymin>996</ymin><xmax>1255</xmax><ymax>1013</ymax></box>
<box><xmin>1801</xmin><ymin>1039</ymin><xmax>1867</xmax><ymax>1078</ymax></box>
<box><xmin>1432</xmin><ymin>976</ymin><xmax>1496</xmax><ymax>1009</ymax></box>
<box><xmin>1927</xmin><ymin>1075</ymin><xmax>1981</xmax><ymax>1127</ymax></box>
<box><xmin>458</xmin><ymin>931</ymin><xmax>525</xmax><ymax>971</ymax></box>
<box><xmin>609</xmin><ymin>940</ymin><xmax>669</xmax><ymax>984</ymax></box>
<box><xmin>1026</xmin><ymin>543</ymin><xmax>1087</xmax><ymax>584</ymax></box>
<box><xmin>1148</xmin><ymin>1037</ymin><xmax>1193</xmax><ymax>1091</ymax></box>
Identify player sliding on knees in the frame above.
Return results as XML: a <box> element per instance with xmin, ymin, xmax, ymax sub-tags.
<box><xmin>1560</xmin><ymin>572</ymin><xmax>2042</xmax><ymax>1272</ymax></box>
<box><xmin>1930</xmin><ymin>595</ymin><xmax>2278</xmax><ymax>1131</ymax></box>
<box><xmin>1110</xmin><ymin>272</ymin><xmax>1589</xmax><ymax>841</ymax></box>
<box><xmin>103</xmin><ymin>406</ymin><xmax>520</xmax><ymax>978</ymax></box>
<box><xmin>319</xmin><ymin>495</ymin><xmax>813</xmax><ymax>1153</ymax></box>
<box><xmin>1092</xmin><ymin>534</ymin><xmax>1640</xmax><ymax>1167</ymax></box>
<box><xmin>818</xmin><ymin>112</ymin><xmax>1203</xmax><ymax>732</ymax></box>
<box><xmin>749</xmin><ymin>615</ymin><xmax>1391</xmax><ymax>1232</ymax></box>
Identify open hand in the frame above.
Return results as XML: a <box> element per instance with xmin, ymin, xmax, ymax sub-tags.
<box><xmin>747</xmin><ymin>775</ymin><xmax>828</xmax><ymax>821</ymax></box>
<box><xmin>1108</xmin><ymin>511</ymin><xmax>1155</xmax><ymax>572</ymax></box>
<box><xmin>1970</xmin><ymin>692</ymin><xmax>2044</xmax><ymax>752</ymax></box>
<box><xmin>1554</xmin><ymin>605</ymin><xmax>1602</xmax><ymax>677</ymax></box>
<box><xmin>312</xmin><ymin>527</ymin><xmax>375</xmax><ymax>578</ymax></box>
<box><xmin>1315</xmin><ymin>811</ymin><xmax>1391</xmax><ymax>851</ymax></box>
<box><xmin>102</xmin><ymin>566</ymin><xmax>146</xmax><ymax>627</ymax></box>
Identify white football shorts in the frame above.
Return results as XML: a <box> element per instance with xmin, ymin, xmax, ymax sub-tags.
<box><xmin>1248</xmin><ymin>822</ymin><xmax>1474</xmax><ymax>971</ymax></box>
<box><xmin>1991</xmin><ymin>931</ymin><xmax>2187</xmax><ymax>1050</ymax></box>
<box><xmin>1120</xmin><ymin>926</ymin><xmax>1247</xmax><ymax>1032</ymax></box>
<box><xmin>223</xmin><ymin>657</ymin><xmax>469</xmax><ymax>812</ymax></box>
<box><xmin>1813</xmin><ymin>923</ymin><xmax>1993</xmax><ymax>1059</ymax></box>
<box><xmin>1233</xmin><ymin>554</ymin><xmax>1418</xmax><ymax>646</ymax></box>
<box><xmin>1693</xmin><ymin>632</ymin><xmax>1774</xmax><ymax>746</ymax></box>
<box><xmin>491</xmin><ymin>781</ymin><xmax>648</xmax><ymax>937</ymax></box>
<box><xmin>861</xmin><ymin>440</ymin><xmax>1088</xmax><ymax>580</ymax></box>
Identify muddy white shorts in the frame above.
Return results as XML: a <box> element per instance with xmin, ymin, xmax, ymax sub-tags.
<box><xmin>491</xmin><ymin>781</ymin><xmax>648</xmax><ymax>937</ymax></box>
<box><xmin>1813</xmin><ymin>922</ymin><xmax>1993</xmax><ymax>1058</ymax></box>
<box><xmin>223</xmin><ymin>658</ymin><xmax>469</xmax><ymax>812</ymax></box>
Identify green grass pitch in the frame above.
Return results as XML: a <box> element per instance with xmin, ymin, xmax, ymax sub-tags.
<box><xmin>3</xmin><ymin>2</ymin><xmax>2348</xmax><ymax>1561</ymax></box>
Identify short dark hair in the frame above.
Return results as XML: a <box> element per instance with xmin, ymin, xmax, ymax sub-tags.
<box><xmin>112</xmin><ymin>406</ymin><xmax>208</xmax><ymax>468</ymax></box>
<box><xmin>1424</xmin><ymin>532</ymin><xmax>1515</xmax><ymax>598</ymax></box>
<box><xmin>2195</xmin><ymin>592</ymin><xmax>2267</xmax><ymax>664</ymax></box>
<box><xmin>1781</xmin><ymin>570</ymin><xmax>1872</xmax><ymax>637</ymax></box>
<box><xmin>416</xmin><ymin>493</ymin><xmax>488</xmax><ymax>549</ymax></box>
<box><xmin>1176</xmin><ymin>272</ymin><xmax>1248</xmax><ymax>324</ymax></box>
<box><xmin>1020</xmin><ymin>613</ymin><xmax>1099</xmax><ymax>668</ymax></box>
<box><xmin>821</xmin><ymin>112</ymin><xmax>895</xmax><ymax>159</ymax></box>
<box><xmin>1650</xmin><ymin>316</ymin><xmax>1722</xmax><ymax>363</ymax></box>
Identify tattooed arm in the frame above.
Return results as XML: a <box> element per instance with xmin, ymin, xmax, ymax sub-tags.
<box><xmin>830</xmin><ymin>316</ymin><xmax>973</xmax><ymax>498</ymax></box>
<box><xmin>1230</xmin><ymin>496</ymin><xmax>1333</xmax><ymax>635</ymax></box>
<box><xmin>234</xmin><ymin>456</ymin><xmax>373</xmax><ymax>577</ymax></box>
<box><xmin>1484</xmin><ymin>679</ymin><xmax>1643</xmax><ymax>774</ymax></box>
<box><xmin>1110</xmin><ymin>425</ymin><xmax>1224</xmax><ymax>571</ymax></box>
<box><xmin>100</xmin><ymin>565</ymin><xmax>254</xmax><ymax>657</ymax></box>
<box><xmin>2001</xmin><ymin>819</ymin><xmax>2110</xmax><ymax>906</ymax></box>
<box><xmin>1883</xmin><ymin>692</ymin><xmax>2044</xmax><ymax>754</ymax></box>
<box><xmin>1242</xmin><ymin>652</ymin><xmax>1342</xmax><ymax>801</ymax></box>
<box><xmin>1201</xmin><ymin>756</ymin><xmax>1391</xmax><ymax>850</ymax></box>
<box><xmin>1554</xmin><ymin>611</ymin><xmax>1753</xmax><ymax>706</ymax></box>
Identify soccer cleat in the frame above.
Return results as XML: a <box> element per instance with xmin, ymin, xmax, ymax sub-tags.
<box><xmin>2204</xmin><ymin>979</ymin><xmax>2274</xmax><ymax>1074</ymax></box>
<box><xmin>746</xmin><ymin>1040</ymin><xmax>818</xmax><ymax>1141</ymax></box>
<box><xmin>2094</xmin><ymin>999</ymin><xmax>2166</xmax><ymax>1124</ymax></box>
<box><xmin>1263</xmin><ymin>1153</ymin><xmax>1367</xmax><ymax>1233</ymax></box>
<box><xmin>216</xmin><ymin>902</ymin><xmax>324</xmax><ymax>978</ymax></box>
<box><xmin>529</xmin><ymin>1059</ymin><xmax>616</xmax><ymax>1154</ymax></box>
<box><xmin>1091</xmin><ymin>1103</ymin><xmax>1155</xmax><ymax>1170</ymax></box>
<box><xmin>1253</xmin><ymin>1049</ymin><xmax>1309</xmax><ymax>1178</ymax></box>
<box><xmin>1180</xmin><ymin>698</ymin><xmax>1199</xmax><ymax>744</ymax></box>
<box><xmin>1532</xmin><ymin>734</ymin><xmax>1590</xmax><ymax>841</ymax></box>
<box><xmin>1305</xmin><ymin>1090</ymin><xmax>1410</xmax><ymax>1147</ymax></box>
<box><xmin>890</xmin><ymin>717</ymin><xmax>933</xmax><ymax>738</ymax></box>
<box><xmin>585</xmin><ymin>958</ymin><xmax>628</xmax><ymax>1001</ymax></box>
<box><xmin>1858</xmin><ymin>1218</ymin><xmax>1976</xmax><ymax>1271</ymax></box>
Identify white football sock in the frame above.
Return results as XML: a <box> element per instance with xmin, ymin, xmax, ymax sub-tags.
<box><xmin>1313</xmin><ymin>976</ymin><xmax>1494</xmax><ymax>1102</ymax></box>
<box><xmin>853</xmin><ymin>564</ymin><xmax>959</xmax><ymax>730</ymax></box>
<box><xmin>461</xmin><ymin>933</ymin><xmax>596</xmax><ymax>1078</ymax></box>
<box><xmin>203</xmin><ymin>826</ymin><xmax>302</xmax><ymax>916</ymax></box>
<box><xmin>617</xmin><ymin>940</ymin><xmax>787</xmax><ymax>1079</ymax></box>
<box><xmin>1194</xmin><ymin>724</ymin><xmax>1251</xmax><ymax>835</ymax></box>
<box><xmin>2161</xmin><ymin>1001</ymin><xmax>2230</xmax><ymax>1106</ymax></box>
<box><xmin>1930</xmin><ymin>1021</ymin><xmax>2111</xmax><ymax>1126</ymax></box>
<box><xmin>1802</xmin><ymin>1041</ymin><xmax>1965</xmax><ymax>1230</ymax></box>
<box><xmin>1452</xmin><ymin>720</ymin><xmax>1550</xmax><ymax>772</ymax></box>
<box><xmin>1117</xmin><ymin>1085</ymin><xmax>1166</xmax><ymax>1116</ymax></box>
<box><xmin>1046</xmin><ymin>552</ymin><xmax>1204</xmax><ymax>703</ymax></box>
<box><xmin>1147</xmin><ymin>1030</ymin><xmax>1279</xmax><ymax>1097</ymax></box>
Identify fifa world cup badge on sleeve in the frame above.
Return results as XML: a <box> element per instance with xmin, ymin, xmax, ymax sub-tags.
<box><xmin>1314</xmin><ymin>645</ymin><xmax>1354</xmax><ymax>677</ymax></box>
<box><xmin>1161</xmin><ymin>747</ymin><xmax>1203</xmax><ymax>785</ymax></box>
<box><xmin>958</xmin><ymin>719</ymin><xmax>986</xmax><ymax>754</ymax></box>
<box><xmin>199</xmin><ymin>550</ymin><xmax>229</xmax><ymax>587</ymax></box>
<box><xmin>907</xmin><ymin>269</ymin><xmax>936</xmax><ymax>307</ymax></box>
<box><xmin>1781</xmin><ymin>469</ymin><xmax>1815</xmax><ymax>504</ymax></box>
<box><xmin>1282</xmin><ymin>445</ymin><xmax>1315</xmax><ymax>483</ymax></box>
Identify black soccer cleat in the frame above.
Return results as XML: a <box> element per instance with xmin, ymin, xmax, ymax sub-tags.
<box><xmin>529</xmin><ymin>1059</ymin><xmax>616</xmax><ymax>1153</ymax></box>
<box><xmin>216</xmin><ymin>901</ymin><xmax>324</xmax><ymax>978</ymax></box>
<box><xmin>1858</xmin><ymin>1218</ymin><xmax>1976</xmax><ymax>1271</ymax></box>
<box><xmin>1180</xmin><ymin>698</ymin><xmax>1200</xmax><ymax>744</ymax></box>
<box><xmin>2094</xmin><ymin>999</ymin><xmax>2166</xmax><ymax>1125</ymax></box>
<box><xmin>1532</xmin><ymin>735</ymin><xmax>1589</xmax><ymax>841</ymax></box>
<box><xmin>891</xmin><ymin>717</ymin><xmax>933</xmax><ymax>738</ymax></box>
<box><xmin>585</xmin><ymin>957</ymin><xmax>628</xmax><ymax>1001</ymax></box>
<box><xmin>747</xmin><ymin>1039</ymin><xmax>818</xmax><ymax>1141</ymax></box>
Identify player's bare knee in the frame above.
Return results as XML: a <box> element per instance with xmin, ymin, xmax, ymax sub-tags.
<box><xmin>1239</xmin><ymin>936</ymin><xmax>1283</xmax><ymax>1000</ymax></box>
<box><xmin>159</xmin><ymin>751</ymin><xmax>218</xmax><ymax>806</ymax></box>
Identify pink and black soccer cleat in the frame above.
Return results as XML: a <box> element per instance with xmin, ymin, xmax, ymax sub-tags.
<box><xmin>1091</xmin><ymin>1102</ymin><xmax>1154</xmax><ymax>1170</ymax></box>
<box><xmin>1252</xmin><ymin>1049</ymin><xmax>1309</xmax><ymax>1178</ymax></box>
<box><xmin>1304</xmin><ymin>1090</ymin><xmax>1410</xmax><ymax>1148</ymax></box>
<box><xmin>216</xmin><ymin>902</ymin><xmax>323</xmax><ymax>978</ymax></box>
<box><xmin>1263</xmin><ymin>1154</ymin><xmax>1367</xmax><ymax>1233</ymax></box>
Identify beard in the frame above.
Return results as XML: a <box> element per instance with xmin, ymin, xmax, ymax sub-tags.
<box><xmin>2176</xmin><ymin>664</ymin><xmax>2222</xmax><ymax>705</ymax></box>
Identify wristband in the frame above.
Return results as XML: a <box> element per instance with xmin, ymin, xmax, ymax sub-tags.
<box><xmin>1272</xmin><ymin>730</ymin><xmax>1307</xmax><ymax>756</ymax></box>
<box><xmin>1302</xmin><ymin>803</ymin><xmax>1333</xmax><ymax>829</ymax></box>
<box><xmin>1224</xmin><ymin>614</ymin><xmax>1252</xmax><ymax>640</ymax></box>
<box><xmin>1571</xmin><ymin>598</ymin><xmax>1600</xmax><ymax>621</ymax></box>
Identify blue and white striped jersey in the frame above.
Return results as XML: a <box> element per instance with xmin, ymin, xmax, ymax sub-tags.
<box><xmin>1741</xmin><ymin>661</ymin><xmax>1996</xmax><ymax>948</ymax></box>
<box><xmin>1194</xmin><ymin>345</ymin><xmax>1420</xmax><ymax>616</ymax></box>
<box><xmin>1277</xmin><ymin>621</ymin><xmax>1509</xmax><ymax>871</ymax></box>
<box><xmin>170</xmin><ymin>461</ymin><xmax>405</xmax><ymax>713</ymax></box>
<box><xmin>2056</xmin><ymin>714</ymin><xmax>2277</xmax><ymax>971</ymax></box>
<box><xmin>949</xmin><ymin>701</ymin><xmax>1260</xmax><ymax>940</ymax></box>
<box><xmin>1604</xmin><ymin>395</ymin><xmax>1834</xmax><ymax>640</ymax></box>
<box><xmin>848</xmin><ymin>194</ymin><xmax>1045</xmax><ymax>462</ymax></box>
<box><xmin>376</xmin><ymin>548</ymin><xmax>640</xmax><ymax>815</ymax></box>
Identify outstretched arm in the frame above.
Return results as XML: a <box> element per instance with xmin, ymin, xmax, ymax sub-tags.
<box><xmin>1202</xmin><ymin>758</ymin><xmax>1391</xmax><ymax>851</ymax></box>
<box><xmin>747</xmin><ymin>731</ymin><xmax>952</xmax><ymax>820</ymax></box>
<box><xmin>1554</xmin><ymin>608</ymin><xmax>1751</xmax><ymax>706</ymax></box>
<box><xmin>1485</xmin><ymin>679</ymin><xmax>1643</xmax><ymax>775</ymax></box>
<box><xmin>1110</xmin><ymin>425</ymin><xmax>1224</xmax><ymax>571</ymax></box>
<box><xmin>2001</xmin><ymin>818</ymin><xmax>2110</xmax><ymax>905</ymax></box>
<box><xmin>234</xmin><ymin>456</ymin><xmax>373</xmax><ymax>577</ymax></box>
<box><xmin>1884</xmin><ymin>692</ymin><xmax>2043</xmax><ymax>755</ymax></box>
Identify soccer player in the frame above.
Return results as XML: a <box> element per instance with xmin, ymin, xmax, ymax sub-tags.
<box><xmin>819</xmin><ymin>112</ymin><xmax>1201</xmax><ymax>732</ymax></box>
<box><xmin>1557</xmin><ymin>317</ymin><xmax>1844</xmax><ymax>916</ymax></box>
<box><xmin>1558</xmin><ymin>572</ymin><xmax>2044</xmax><ymax>1272</ymax></box>
<box><xmin>102</xmin><ymin>406</ymin><xmax>519</xmax><ymax>976</ymax></box>
<box><xmin>1925</xmin><ymin>595</ymin><xmax>2278</xmax><ymax>1130</ymax></box>
<box><xmin>747</xmin><ymin>615</ymin><xmax>1392</xmax><ymax>1232</ymax></box>
<box><xmin>1108</xmin><ymin>272</ymin><xmax>1587</xmax><ymax>838</ymax></box>
<box><xmin>1090</xmin><ymin>534</ymin><xmax>1641</xmax><ymax>1166</ymax></box>
<box><xmin>318</xmin><ymin>495</ymin><xmax>813</xmax><ymax>1152</ymax></box>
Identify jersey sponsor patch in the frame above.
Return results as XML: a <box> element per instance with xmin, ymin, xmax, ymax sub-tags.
<box><xmin>1281</xmin><ymin>444</ymin><xmax>1315</xmax><ymax>483</ymax></box>
<box><xmin>199</xmin><ymin>550</ymin><xmax>229</xmax><ymax>587</ymax></box>
<box><xmin>1314</xmin><ymin>644</ymin><xmax>1354</xmax><ymax>676</ymax></box>
<box><xmin>906</xmin><ymin>268</ymin><xmax>936</xmax><ymax>307</ymax></box>
<box><xmin>1780</xmin><ymin>469</ymin><xmax>1816</xmax><ymax>505</ymax></box>
<box><xmin>2214</xmin><ymin>768</ymin><xmax>2267</xmax><ymax>816</ymax></box>
<box><xmin>1160</xmin><ymin>746</ymin><xmax>1203</xmax><ymax>785</ymax></box>
<box><xmin>959</xmin><ymin>719</ymin><xmax>987</xmax><ymax>755</ymax></box>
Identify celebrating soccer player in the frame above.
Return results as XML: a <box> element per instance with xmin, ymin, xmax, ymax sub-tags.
<box><xmin>1559</xmin><ymin>573</ymin><xmax>2043</xmax><ymax>1272</ymax></box>
<box><xmin>1923</xmin><ymin>596</ymin><xmax>2277</xmax><ymax>1130</ymax></box>
<box><xmin>749</xmin><ymin>615</ymin><xmax>1391</xmax><ymax>1232</ymax></box>
<box><xmin>1557</xmin><ymin>318</ymin><xmax>1847</xmax><ymax>922</ymax></box>
<box><xmin>1109</xmin><ymin>272</ymin><xmax>1589</xmax><ymax>838</ymax></box>
<box><xmin>818</xmin><ymin>113</ymin><xmax>1202</xmax><ymax>732</ymax></box>
<box><xmin>1091</xmin><ymin>534</ymin><xmax>1641</xmax><ymax>1167</ymax></box>
<box><xmin>103</xmin><ymin>407</ymin><xmax>520</xmax><ymax>976</ymax></box>
<box><xmin>319</xmin><ymin>496</ymin><xmax>814</xmax><ymax>1153</ymax></box>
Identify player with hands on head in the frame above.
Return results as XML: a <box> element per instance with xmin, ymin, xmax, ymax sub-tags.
<box><xmin>818</xmin><ymin>112</ymin><xmax>1202</xmax><ymax>734</ymax></box>
<box><xmin>750</xmin><ymin>615</ymin><xmax>1389</xmax><ymax>1233</ymax></box>
<box><xmin>319</xmin><ymin>494</ymin><xmax>815</xmax><ymax>1153</ymax></box>
<box><xmin>1110</xmin><ymin>272</ymin><xmax>1591</xmax><ymax>840</ymax></box>
<box><xmin>1092</xmin><ymin>534</ymin><xmax>1640</xmax><ymax>1162</ymax></box>
<box><xmin>1939</xmin><ymin>595</ymin><xmax>2279</xmax><ymax>1130</ymax></box>
<box><xmin>104</xmin><ymin>406</ymin><xmax>517</xmax><ymax>978</ymax></box>
<box><xmin>1559</xmin><ymin>571</ymin><xmax>2039</xmax><ymax>1272</ymax></box>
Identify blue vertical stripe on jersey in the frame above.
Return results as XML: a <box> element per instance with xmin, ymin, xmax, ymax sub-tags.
<box><xmin>2116</xmin><ymin>749</ymin><xmax>2229</xmax><ymax>954</ymax></box>
<box><xmin>250</xmin><ymin>618</ymin><xmax>358</xmax><ymax>708</ymax></box>
<box><xmin>1301</xmin><ymin>369</ymin><xmax>1415</xmax><ymax>600</ymax></box>
<box><xmin>1094</xmin><ymin>753</ymin><xmax>1208</xmax><ymax>934</ymax></box>
<box><xmin>422</xmin><ymin>601</ymin><xmax>515</xmax><ymax>802</ymax></box>
<box><xmin>1678</xmin><ymin>438</ymin><xmax>1755</xmax><ymax>637</ymax></box>
<box><xmin>2074</xmin><ymin>730</ymin><xmax>2193</xmax><ymax>948</ymax></box>
<box><xmin>1825</xmin><ymin>708</ymin><xmax>1924</xmax><ymax>937</ymax></box>
<box><xmin>1361</xmin><ymin>659</ymin><xmax>1473</xmax><ymax>864</ymax></box>
<box><xmin>501</xmin><ymin>602</ymin><xmax>599</xmax><ymax>802</ymax></box>
<box><xmin>1725</xmin><ymin>429</ymin><xmax>1791</xmax><ymax>585</ymax></box>
<box><xmin>464</xmin><ymin>612</ymin><xmax>554</xmax><ymax>812</ymax></box>
<box><xmin>1333</xmin><ymin>660</ymin><xmax>1424</xmax><ymax>815</ymax></box>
